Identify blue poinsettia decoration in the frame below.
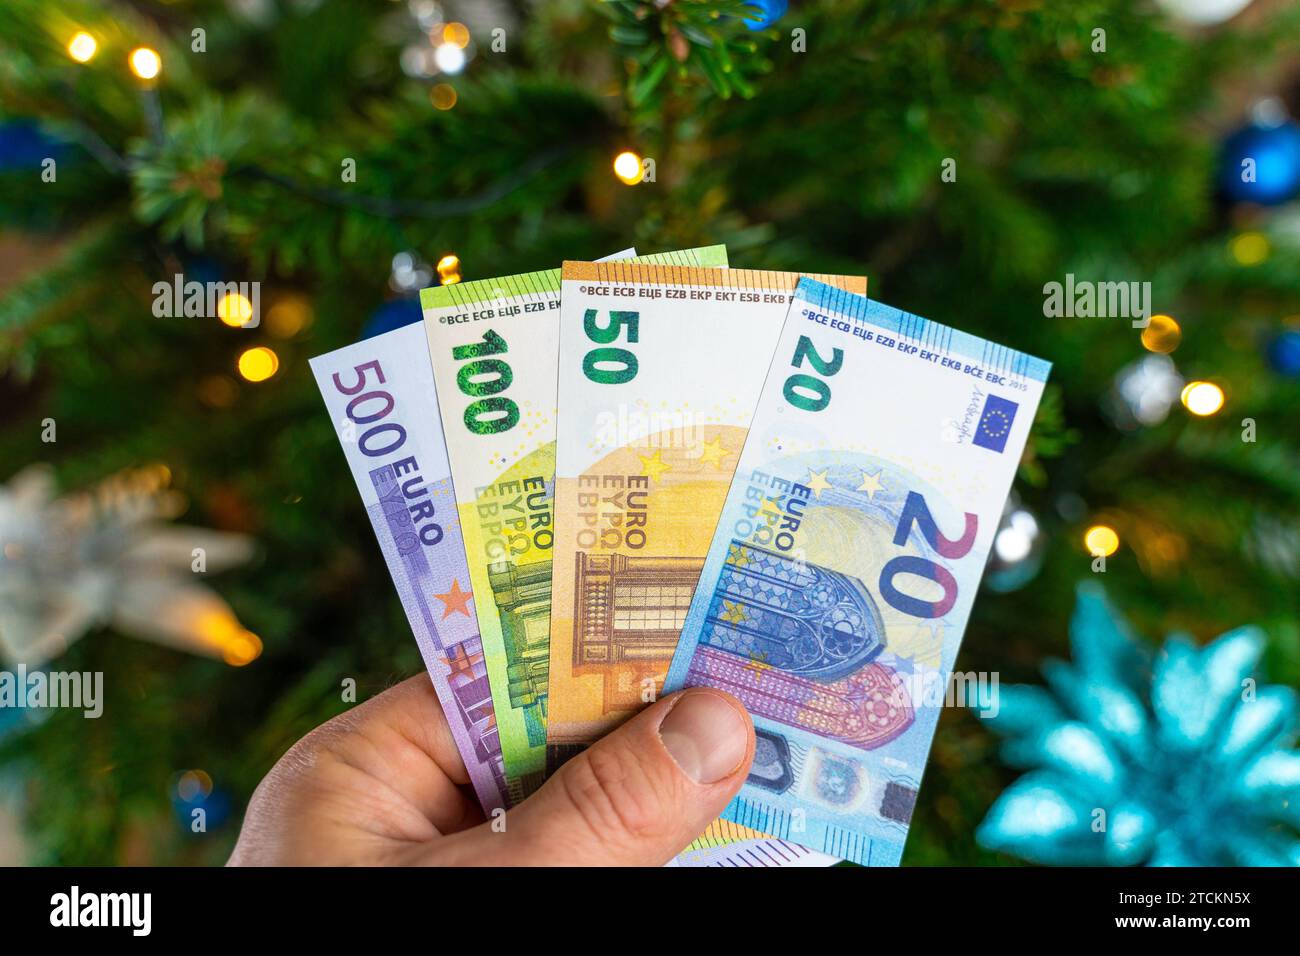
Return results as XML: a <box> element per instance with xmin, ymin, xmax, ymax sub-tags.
<box><xmin>978</xmin><ymin>585</ymin><xmax>1300</xmax><ymax>866</ymax></box>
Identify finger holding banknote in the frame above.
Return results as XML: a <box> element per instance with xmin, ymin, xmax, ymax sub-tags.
<box><xmin>227</xmin><ymin>675</ymin><xmax>488</xmax><ymax>866</ymax></box>
<box><xmin>229</xmin><ymin>675</ymin><xmax>754</xmax><ymax>866</ymax></box>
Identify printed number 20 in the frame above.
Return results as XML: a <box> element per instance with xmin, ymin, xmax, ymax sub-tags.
<box><xmin>878</xmin><ymin>491</ymin><xmax>978</xmax><ymax>619</ymax></box>
<box><xmin>782</xmin><ymin>335</ymin><xmax>843</xmax><ymax>412</ymax></box>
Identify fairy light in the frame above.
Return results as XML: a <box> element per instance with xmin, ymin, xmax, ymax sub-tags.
<box><xmin>1230</xmin><ymin>232</ymin><xmax>1269</xmax><ymax>267</ymax></box>
<box><xmin>237</xmin><ymin>346</ymin><xmax>280</xmax><ymax>382</ymax></box>
<box><xmin>222</xmin><ymin>630</ymin><xmax>263</xmax><ymax>666</ymax></box>
<box><xmin>430</xmin><ymin>83</ymin><xmax>457</xmax><ymax>110</ymax></box>
<box><xmin>265</xmin><ymin>295</ymin><xmax>313</xmax><ymax>338</ymax></box>
<box><xmin>434</xmin><ymin>41</ymin><xmax>466</xmax><ymax>74</ymax></box>
<box><xmin>68</xmin><ymin>32</ymin><xmax>98</xmax><ymax>63</ymax></box>
<box><xmin>1140</xmin><ymin>314</ymin><xmax>1181</xmax><ymax>354</ymax></box>
<box><xmin>442</xmin><ymin>22</ymin><xmax>471</xmax><ymax>48</ymax></box>
<box><xmin>129</xmin><ymin>47</ymin><xmax>161</xmax><ymax>81</ymax></box>
<box><xmin>176</xmin><ymin>770</ymin><xmax>214</xmax><ymax>802</ymax></box>
<box><xmin>613</xmin><ymin>150</ymin><xmax>643</xmax><ymax>185</ymax></box>
<box><xmin>217</xmin><ymin>292</ymin><xmax>253</xmax><ymax>328</ymax></box>
<box><xmin>197</xmin><ymin>375</ymin><xmax>238</xmax><ymax>408</ymax></box>
<box><xmin>197</xmin><ymin>611</ymin><xmax>264</xmax><ymax>666</ymax></box>
<box><xmin>994</xmin><ymin>509</ymin><xmax>1038</xmax><ymax>563</ymax></box>
<box><xmin>437</xmin><ymin>254</ymin><xmax>462</xmax><ymax>285</ymax></box>
<box><xmin>1180</xmin><ymin>381</ymin><xmax>1224</xmax><ymax>416</ymax></box>
<box><xmin>1084</xmin><ymin>525</ymin><xmax>1120</xmax><ymax>558</ymax></box>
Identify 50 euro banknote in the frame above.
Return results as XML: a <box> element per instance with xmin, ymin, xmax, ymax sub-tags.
<box><xmin>419</xmin><ymin>246</ymin><xmax>727</xmax><ymax>794</ymax></box>
<box><xmin>664</xmin><ymin>278</ymin><xmax>1051</xmax><ymax>865</ymax></box>
<box><xmin>310</xmin><ymin>322</ymin><xmax>509</xmax><ymax>813</ymax></box>
<box><xmin>546</xmin><ymin>263</ymin><xmax>865</xmax><ymax>769</ymax></box>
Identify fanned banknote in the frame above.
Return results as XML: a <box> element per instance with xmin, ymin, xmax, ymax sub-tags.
<box><xmin>310</xmin><ymin>323</ymin><xmax>509</xmax><ymax>813</ymax></box>
<box><xmin>683</xmin><ymin>817</ymin><xmax>837</xmax><ymax>863</ymax></box>
<box><xmin>420</xmin><ymin>246</ymin><xmax>727</xmax><ymax>794</ymax></box>
<box><xmin>670</xmin><ymin>837</ymin><xmax>839</xmax><ymax>867</ymax></box>
<box><xmin>547</xmin><ymin>263</ymin><xmax>866</xmax><ymax>768</ymax></box>
<box><xmin>665</xmin><ymin>278</ymin><xmax>1050</xmax><ymax>865</ymax></box>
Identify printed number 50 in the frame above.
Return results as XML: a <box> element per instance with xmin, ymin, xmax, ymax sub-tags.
<box><xmin>783</xmin><ymin>335</ymin><xmax>843</xmax><ymax>412</ymax></box>
<box><xmin>582</xmin><ymin>309</ymin><xmax>639</xmax><ymax>384</ymax></box>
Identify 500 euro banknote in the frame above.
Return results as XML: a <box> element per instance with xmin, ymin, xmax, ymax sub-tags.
<box><xmin>311</xmin><ymin>322</ymin><xmax>509</xmax><ymax>813</ymax></box>
<box><xmin>665</xmin><ymin>279</ymin><xmax>1050</xmax><ymax>864</ymax></box>
<box><xmin>419</xmin><ymin>246</ymin><xmax>727</xmax><ymax>795</ymax></box>
<box><xmin>547</xmin><ymin>263</ymin><xmax>865</xmax><ymax>769</ymax></box>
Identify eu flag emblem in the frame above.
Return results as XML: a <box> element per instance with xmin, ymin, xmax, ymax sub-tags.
<box><xmin>972</xmin><ymin>394</ymin><xmax>1018</xmax><ymax>453</ymax></box>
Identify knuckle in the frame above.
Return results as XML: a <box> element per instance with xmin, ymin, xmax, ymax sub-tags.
<box><xmin>560</xmin><ymin>743</ymin><xmax>676</xmax><ymax>846</ymax></box>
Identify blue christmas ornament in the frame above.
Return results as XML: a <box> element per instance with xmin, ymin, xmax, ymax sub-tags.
<box><xmin>361</xmin><ymin>297</ymin><xmax>423</xmax><ymax>340</ymax></box>
<box><xmin>743</xmin><ymin>0</ymin><xmax>788</xmax><ymax>31</ymax></box>
<box><xmin>1218</xmin><ymin>120</ymin><xmax>1300</xmax><ymax>206</ymax></box>
<box><xmin>978</xmin><ymin>584</ymin><xmax>1300</xmax><ymax>866</ymax></box>
<box><xmin>172</xmin><ymin>771</ymin><xmax>232</xmax><ymax>834</ymax></box>
<box><xmin>0</xmin><ymin>119</ymin><xmax>70</xmax><ymax>171</ymax></box>
<box><xmin>1266</xmin><ymin>329</ymin><xmax>1300</xmax><ymax>378</ymax></box>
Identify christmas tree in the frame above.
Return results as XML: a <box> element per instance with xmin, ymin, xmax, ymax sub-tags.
<box><xmin>1</xmin><ymin>0</ymin><xmax>1297</xmax><ymax>865</ymax></box>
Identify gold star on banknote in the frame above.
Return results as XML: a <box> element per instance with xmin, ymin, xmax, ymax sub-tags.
<box><xmin>759</xmin><ymin>495</ymin><xmax>783</xmax><ymax>517</ymax></box>
<box><xmin>744</xmin><ymin>651</ymin><xmax>773</xmax><ymax>683</ymax></box>
<box><xmin>639</xmin><ymin>449</ymin><xmax>671</xmax><ymax>482</ymax></box>
<box><xmin>806</xmin><ymin>468</ymin><xmax>832</xmax><ymax>497</ymax></box>
<box><xmin>720</xmin><ymin>600</ymin><xmax>747</xmax><ymax>624</ymax></box>
<box><xmin>857</xmin><ymin>469</ymin><xmax>885</xmax><ymax>499</ymax></box>
<box><xmin>698</xmin><ymin>437</ymin><xmax>731</xmax><ymax>468</ymax></box>
<box><xmin>433</xmin><ymin>579</ymin><xmax>473</xmax><ymax>619</ymax></box>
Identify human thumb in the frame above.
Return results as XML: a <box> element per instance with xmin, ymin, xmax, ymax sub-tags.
<box><xmin>438</xmin><ymin>688</ymin><xmax>754</xmax><ymax>866</ymax></box>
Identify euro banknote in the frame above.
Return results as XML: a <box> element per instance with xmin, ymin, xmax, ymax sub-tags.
<box><xmin>671</xmin><ymin>837</ymin><xmax>839</xmax><ymax>867</ymax></box>
<box><xmin>310</xmin><ymin>322</ymin><xmax>510</xmax><ymax>813</ymax></box>
<box><xmin>684</xmin><ymin>817</ymin><xmax>837</xmax><ymax>863</ymax></box>
<box><xmin>546</xmin><ymin>263</ymin><xmax>866</xmax><ymax>768</ymax></box>
<box><xmin>664</xmin><ymin>278</ymin><xmax>1051</xmax><ymax>865</ymax></box>
<box><xmin>419</xmin><ymin>245</ymin><xmax>727</xmax><ymax>794</ymax></box>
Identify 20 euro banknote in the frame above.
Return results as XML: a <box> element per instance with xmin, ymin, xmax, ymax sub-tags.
<box><xmin>419</xmin><ymin>246</ymin><xmax>727</xmax><ymax>794</ymax></box>
<box><xmin>310</xmin><ymin>322</ymin><xmax>510</xmax><ymax>813</ymax></box>
<box><xmin>546</xmin><ymin>263</ymin><xmax>865</xmax><ymax>768</ymax></box>
<box><xmin>664</xmin><ymin>278</ymin><xmax>1050</xmax><ymax>865</ymax></box>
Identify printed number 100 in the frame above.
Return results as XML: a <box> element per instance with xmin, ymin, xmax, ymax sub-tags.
<box><xmin>452</xmin><ymin>329</ymin><xmax>519</xmax><ymax>434</ymax></box>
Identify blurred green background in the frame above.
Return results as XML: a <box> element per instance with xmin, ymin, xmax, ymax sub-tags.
<box><xmin>1</xmin><ymin>0</ymin><xmax>1297</xmax><ymax>865</ymax></box>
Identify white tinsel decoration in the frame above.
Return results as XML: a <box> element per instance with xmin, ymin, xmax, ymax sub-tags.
<box><xmin>0</xmin><ymin>465</ymin><xmax>257</xmax><ymax>667</ymax></box>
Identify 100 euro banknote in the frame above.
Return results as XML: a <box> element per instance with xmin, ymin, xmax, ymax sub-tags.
<box><xmin>546</xmin><ymin>263</ymin><xmax>865</xmax><ymax>768</ymax></box>
<box><xmin>664</xmin><ymin>278</ymin><xmax>1050</xmax><ymax>864</ymax></box>
<box><xmin>310</xmin><ymin>322</ymin><xmax>509</xmax><ymax>813</ymax></box>
<box><xmin>419</xmin><ymin>246</ymin><xmax>727</xmax><ymax>794</ymax></box>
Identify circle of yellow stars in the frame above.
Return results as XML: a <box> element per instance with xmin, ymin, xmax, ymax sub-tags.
<box><xmin>980</xmin><ymin>409</ymin><xmax>1011</xmax><ymax>440</ymax></box>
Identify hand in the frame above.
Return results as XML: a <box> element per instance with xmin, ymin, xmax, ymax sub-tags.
<box><xmin>228</xmin><ymin>675</ymin><xmax>755</xmax><ymax>866</ymax></box>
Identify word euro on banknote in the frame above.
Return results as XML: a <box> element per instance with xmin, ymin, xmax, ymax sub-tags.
<box><xmin>664</xmin><ymin>278</ymin><xmax>1051</xmax><ymax>865</ymax></box>
<box><xmin>310</xmin><ymin>322</ymin><xmax>509</xmax><ymax>813</ymax></box>
<box><xmin>547</xmin><ymin>263</ymin><xmax>866</xmax><ymax>769</ymax></box>
<box><xmin>420</xmin><ymin>246</ymin><xmax>727</xmax><ymax>794</ymax></box>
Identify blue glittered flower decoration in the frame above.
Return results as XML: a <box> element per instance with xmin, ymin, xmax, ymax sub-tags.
<box><xmin>978</xmin><ymin>584</ymin><xmax>1300</xmax><ymax>866</ymax></box>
